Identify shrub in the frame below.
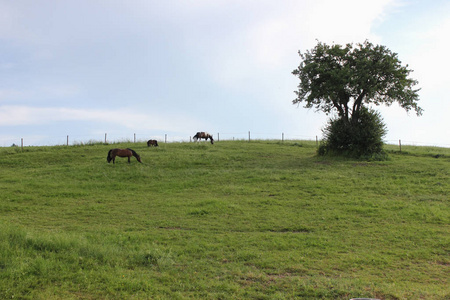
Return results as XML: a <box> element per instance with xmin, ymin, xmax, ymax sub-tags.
<box><xmin>319</xmin><ymin>107</ymin><xmax>388</xmax><ymax>159</ymax></box>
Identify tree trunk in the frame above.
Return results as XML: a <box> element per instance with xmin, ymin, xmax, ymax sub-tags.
<box><xmin>352</xmin><ymin>91</ymin><xmax>366</xmax><ymax>123</ymax></box>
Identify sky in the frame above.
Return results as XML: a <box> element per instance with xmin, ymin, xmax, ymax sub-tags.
<box><xmin>1</xmin><ymin>0</ymin><xmax>449</xmax><ymax>147</ymax></box>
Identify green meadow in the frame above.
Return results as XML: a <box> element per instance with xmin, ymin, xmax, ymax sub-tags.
<box><xmin>0</xmin><ymin>141</ymin><xmax>448</xmax><ymax>299</ymax></box>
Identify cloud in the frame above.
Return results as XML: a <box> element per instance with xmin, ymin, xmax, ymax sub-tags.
<box><xmin>0</xmin><ymin>105</ymin><xmax>207</xmax><ymax>133</ymax></box>
<box><xmin>198</xmin><ymin>0</ymin><xmax>396</xmax><ymax>88</ymax></box>
<box><xmin>0</xmin><ymin>84</ymin><xmax>81</xmax><ymax>106</ymax></box>
<box><xmin>407</xmin><ymin>18</ymin><xmax>450</xmax><ymax>90</ymax></box>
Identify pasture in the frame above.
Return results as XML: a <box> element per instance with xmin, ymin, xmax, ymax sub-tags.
<box><xmin>0</xmin><ymin>141</ymin><xmax>448</xmax><ymax>299</ymax></box>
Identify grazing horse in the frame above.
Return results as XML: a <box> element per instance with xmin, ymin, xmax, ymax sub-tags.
<box><xmin>193</xmin><ymin>132</ymin><xmax>214</xmax><ymax>144</ymax></box>
<box><xmin>107</xmin><ymin>148</ymin><xmax>142</xmax><ymax>164</ymax></box>
<box><xmin>147</xmin><ymin>139</ymin><xmax>159</xmax><ymax>147</ymax></box>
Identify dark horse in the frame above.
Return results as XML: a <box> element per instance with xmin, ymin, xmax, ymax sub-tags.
<box><xmin>193</xmin><ymin>132</ymin><xmax>214</xmax><ymax>144</ymax></box>
<box><xmin>107</xmin><ymin>148</ymin><xmax>142</xmax><ymax>164</ymax></box>
<box><xmin>147</xmin><ymin>139</ymin><xmax>159</xmax><ymax>147</ymax></box>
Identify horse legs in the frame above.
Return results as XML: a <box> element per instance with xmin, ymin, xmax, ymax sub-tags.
<box><xmin>128</xmin><ymin>156</ymin><xmax>131</xmax><ymax>163</ymax></box>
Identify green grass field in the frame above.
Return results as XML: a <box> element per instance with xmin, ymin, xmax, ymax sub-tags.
<box><xmin>0</xmin><ymin>141</ymin><xmax>448</xmax><ymax>299</ymax></box>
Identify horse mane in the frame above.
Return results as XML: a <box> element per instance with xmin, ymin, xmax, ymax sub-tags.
<box><xmin>126</xmin><ymin>148</ymin><xmax>138</xmax><ymax>156</ymax></box>
<box><xmin>107</xmin><ymin>149</ymin><xmax>112</xmax><ymax>162</ymax></box>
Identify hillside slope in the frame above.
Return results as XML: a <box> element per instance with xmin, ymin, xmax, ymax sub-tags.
<box><xmin>1</xmin><ymin>141</ymin><xmax>448</xmax><ymax>299</ymax></box>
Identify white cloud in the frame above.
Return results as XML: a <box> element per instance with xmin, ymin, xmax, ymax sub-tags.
<box><xmin>0</xmin><ymin>105</ymin><xmax>207</xmax><ymax>133</ymax></box>
<box><xmin>204</xmin><ymin>0</ymin><xmax>396</xmax><ymax>88</ymax></box>
<box><xmin>0</xmin><ymin>89</ymin><xmax>28</xmax><ymax>101</ymax></box>
<box><xmin>406</xmin><ymin>18</ymin><xmax>450</xmax><ymax>90</ymax></box>
<box><xmin>0</xmin><ymin>85</ymin><xmax>81</xmax><ymax>105</ymax></box>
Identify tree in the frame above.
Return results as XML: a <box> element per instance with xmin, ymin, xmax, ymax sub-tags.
<box><xmin>292</xmin><ymin>40</ymin><xmax>422</xmax><ymax>124</ymax></box>
<box><xmin>292</xmin><ymin>41</ymin><xmax>422</xmax><ymax>158</ymax></box>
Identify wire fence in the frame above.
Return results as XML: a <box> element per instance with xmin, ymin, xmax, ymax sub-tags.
<box><xmin>1</xmin><ymin>131</ymin><xmax>449</xmax><ymax>149</ymax></box>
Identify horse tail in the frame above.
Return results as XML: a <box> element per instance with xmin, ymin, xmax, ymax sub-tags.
<box><xmin>107</xmin><ymin>149</ymin><xmax>112</xmax><ymax>163</ymax></box>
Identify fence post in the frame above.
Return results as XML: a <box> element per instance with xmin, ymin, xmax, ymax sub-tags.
<box><xmin>399</xmin><ymin>139</ymin><xmax>402</xmax><ymax>152</ymax></box>
<box><xmin>21</xmin><ymin>138</ymin><xmax>23</xmax><ymax>151</ymax></box>
<box><xmin>165</xmin><ymin>134</ymin><xmax>167</xmax><ymax>143</ymax></box>
<box><xmin>282</xmin><ymin>133</ymin><xmax>284</xmax><ymax>142</ymax></box>
<box><xmin>248</xmin><ymin>131</ymin><xmax>251</xmax><ymax>142</ymax></box>
<box><xmin>217</xmin><ymin>133</ymin><xmax>220</xmax><ymax>142</ymax></box>
<box><xmin>67</xmin><ymin>135</ymin><xmax>69</xmax><ymax>146</ymax></box>
<box><xmin>134</xmin><ymin>133</ymin><xmax>136</xmax><ymax>143</ymax></box>
<box><xmin>105</xmin><ymin>133</ymin><xmax>107</xmax><ymax>144</ymax></box>
<box><xmin>316</xmin><ymin>136</ymin><xmax>318</xmax><ymax>147</ymax></box>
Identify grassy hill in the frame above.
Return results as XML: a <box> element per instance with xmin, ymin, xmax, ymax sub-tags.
<box><xmin>0</xmin><ymin>141</ymin><xmax>448</xmax><ymax>299</ymax></box>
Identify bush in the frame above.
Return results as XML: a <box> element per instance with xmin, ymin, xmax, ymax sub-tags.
<box><xmin>319</xmin><ymin>107</ymin><xmax>388</xmax><ymax>159</ymax></box>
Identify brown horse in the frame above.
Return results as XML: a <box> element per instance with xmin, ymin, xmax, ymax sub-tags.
<box><xmin>107</xmin><ymin>148</ymin><xmax>142</xmax><ymax>164</ymax></box>
<box><xmin>193</xmin><ymin>132</ymin><xmax>214</xmax><ymax>144</ymax></box>
<box><xmin>147</xmin><ymin>139</ymin><xmax>159</xmax><ymax>147</ymax></box>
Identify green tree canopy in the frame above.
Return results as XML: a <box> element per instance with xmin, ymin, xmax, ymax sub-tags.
<box><xmin>292</xmin><ymin>41</ymin><xmax>422</xmax><ymax>124</ymax></box>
